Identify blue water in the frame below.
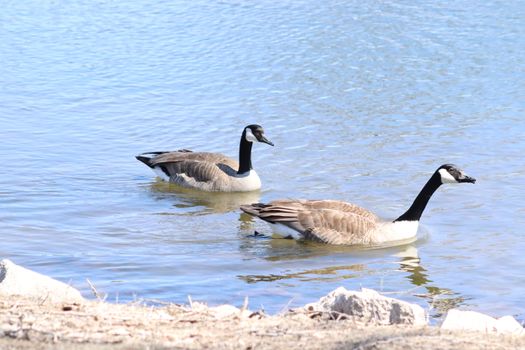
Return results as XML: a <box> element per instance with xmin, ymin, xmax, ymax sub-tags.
<box><xmin>1</xmin><ymin>0</ymin><xmax>524</xmax><ymax>320</ymax></box>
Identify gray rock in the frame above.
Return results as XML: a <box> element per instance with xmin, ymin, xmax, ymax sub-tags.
<box><xmin>302</xmin><ymin>287</ymin><xmax>427</xmax><ymax>326</ymax></box>
<box><xmin>0</xmin><ymin>259</ymin><xmax>84</xmax><ymax>303</ymax></box>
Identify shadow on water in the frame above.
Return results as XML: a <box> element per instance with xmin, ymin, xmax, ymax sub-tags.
<box><xmin>144</xmin><ymin>181</ymin><xmax>261</xmax><ymax>215</ymax></box>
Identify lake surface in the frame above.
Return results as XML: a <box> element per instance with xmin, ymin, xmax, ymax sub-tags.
<box><xmin>1</xmin><ymin>0</ymin><xmax>524</xmax><ymax>321</ymax></box>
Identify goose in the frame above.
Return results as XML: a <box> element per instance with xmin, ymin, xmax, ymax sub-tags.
<box><xmin>240</xmin><ymin>164</ymin><xmax>475</xmax><ymax>245</ymax></box>
<box><xmin>136</xmin><ymin>124</ymin><xmax>273</xmax><ymax>192</ymax></box>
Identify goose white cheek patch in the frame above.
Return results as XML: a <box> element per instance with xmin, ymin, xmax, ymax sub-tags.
<box><xmin>439</xmin><ymin>169</ymin><xmax>458</xmax><ymax>184</ymax></box>
<box><xmin>245</xmin><ymin>128</ymin><xmax>258</xmax><ymax>143</ymax></box>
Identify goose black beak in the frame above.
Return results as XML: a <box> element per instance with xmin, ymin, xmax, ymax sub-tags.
<box><xmin>259</xmin><ymin>136</ymin><xmax>274</xmax><ymax>146</ymax></box>
<box><xmin>459</xmin><ymin>175</ymin><xmax>476</xmax><ymax>184</ymax></box>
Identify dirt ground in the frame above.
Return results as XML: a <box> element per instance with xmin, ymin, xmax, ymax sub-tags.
<box><xmin>1</xmin><ymin>297</ymin><xmax>524</xmax><ymax>350</ymax></box>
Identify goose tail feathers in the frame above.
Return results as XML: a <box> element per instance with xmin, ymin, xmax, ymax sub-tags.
<box><xmin>135</xmin><ymin>151</ymin><xmax>170</xmax><ymax>168</ymax></box>
<box><xmin>240</xmin><ymin>203</ymin><xmax>267</xmax><ymax>217</ymax></box>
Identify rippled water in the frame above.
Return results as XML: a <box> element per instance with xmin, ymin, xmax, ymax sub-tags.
<box><xmin>1</xmin><ymin>1</ymin><xmax>524</xmax><ymax>320</ymax></box>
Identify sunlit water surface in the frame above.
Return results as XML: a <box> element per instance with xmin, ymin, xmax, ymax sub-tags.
<box><xmin>1</xmin><ymin>0</ymin><xmax>524</xmax><ymax>321</ymax></box>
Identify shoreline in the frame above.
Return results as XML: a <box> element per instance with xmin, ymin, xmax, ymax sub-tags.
<box><xmin>1</xmin><ymin>259</ymin><xmax>524</xmax><ymax>349</ymax></box>
<box><xmin>1</xmin><ymin>296</ymin><xmax>525</xmax><ymax>350</ymax></box>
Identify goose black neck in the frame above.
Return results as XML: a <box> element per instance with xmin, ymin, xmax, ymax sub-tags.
<box><xmin>394</xmin><ymin>171</ymin><xmax>442</xmax><ymax>222</ymax></box>
<box><xmin>237</xmin><ymin>134</ymin><xmax>253</xmax><ymax>174</ymax></box>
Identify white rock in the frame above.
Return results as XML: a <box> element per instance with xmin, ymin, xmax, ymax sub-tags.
<box><xmin>0</xmin><ymin>259</ymin><xmax>84</xmax><ymax>303</ymax></box>
<box><xmin>497</xmin><ymin>315</ymin><xmax>525</xmax><ymax>334</ymax></box>
<box><xmin>190</xmin><ymin>301</ymin><xmax>251</xmax><ymax>319</ymax></box>
<box><xmin>303</xmin><ymin>287</ymin><xmax>427</xmax><ymax>326</ymax></box>
<box><xmin>442</xmin><ymin>309</ymin><xmax>524</xmax><ymax>335</ymax></box>
<box><xmin>209</xmin><ymin>304</ymin><xmax>250</xmax><ymax>319</ymax></box>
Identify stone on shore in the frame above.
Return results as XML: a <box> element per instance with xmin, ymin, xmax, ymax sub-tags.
<box><xmin>0</xmin><ymin>259</ymin><xmax>84</xmax><ymax>303</ymax></box>
<box><xmin>441</xmin><ymin>309</ymin><xmax>525</xmax><ymax>335</ymax></box>
<box><xmin>301</xmin><ymin>287</ymin><xmax>427</xmax><ymax>326</ymax></box>
<box><xmin>190</xmin><ymin>301</ymin><xmax>253</xmax><ymax>319</ymax></box>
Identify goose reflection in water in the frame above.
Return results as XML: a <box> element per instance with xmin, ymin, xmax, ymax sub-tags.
<box><xmin>237</xmin><ymin>241</ymin><xmax>465</xmax><ymax>320</ymax></box>
<box><xmin>396</xmin><ymin>247</ymin><xmax>467</xmax><ymax>319</ymax></box>
<box><xmin>145</xmin><ymin>181</ymin><xmax>261</xmax><ymax>215</ymax></box>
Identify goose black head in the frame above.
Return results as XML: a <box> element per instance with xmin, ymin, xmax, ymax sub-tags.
<box><xmin>244</xmin><ymin>124</ymin><xmax>274</xmax><ymax>146</ymax></box>
<box><xmin>437</xmin><ymin>164</ymin><xmax>476</xmax><ymax>184</ymax></box>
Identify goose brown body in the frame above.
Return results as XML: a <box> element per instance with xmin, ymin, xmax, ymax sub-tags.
<box><xmin>241</xmin><ymin>199</ymin><xmax>383</xmax><ymax>245</ymax></box>
<box><xmin>139</xmin><ymin>150</ymin><xmax>254</xmax><ymax>192</ymax></box>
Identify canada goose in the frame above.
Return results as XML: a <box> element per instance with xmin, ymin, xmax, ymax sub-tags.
<box><xmin>136</xmin><ymin>124</ymin><xmax>273</xmax><ymax>192</ymax></box>
<box><xmin>240</xmin><ymin>164</ymin><xmax>475</xmax><ymax>245</ymax></box>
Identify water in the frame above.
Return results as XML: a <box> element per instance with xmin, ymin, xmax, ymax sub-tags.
<box><xmin>1</xmin><ymin>0</ymin><xmax>524</xmax><ymax>321</ymax></box>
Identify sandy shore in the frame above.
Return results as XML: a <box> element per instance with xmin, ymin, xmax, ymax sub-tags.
<box><xmin>1</xmin><ymin>297</ymin><xmax>524</xmax><ymax>350</ymax></box>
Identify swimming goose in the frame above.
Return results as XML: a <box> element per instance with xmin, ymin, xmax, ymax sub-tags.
<box><xmin>240</xmin><ymin>164</ymin><xmax>475</xmax><ymax>245</ymax></box>
<box><xmin>136</xmin><ymin>124</ymin><xmax>273</xmax><ymax>192</ymax></box>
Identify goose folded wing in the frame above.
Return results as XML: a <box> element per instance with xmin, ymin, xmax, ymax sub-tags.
<box><xmin>297</xmin><ymin>209</ymin><xmax>378</xmax><ymax>245</ymax></box>
<box><xmin>253</xmin><ymin>202</ymin><xmax>378</xmax><ymax>245</ymax></box>
<box><xmin>157</xmin><ymin>160</ymin><xmax>226</xmax><ymax>183</ymax></box>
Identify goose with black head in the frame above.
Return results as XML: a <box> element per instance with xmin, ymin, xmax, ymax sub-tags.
<box><xmin>137</xmin><ymin>124</ymin><xmax>273</xmax><ymax>192</ymax></box>
<box><xmin>241</xmin><ymin>164</ymin><xmax>475</xmax><ymax>245</ymax></box>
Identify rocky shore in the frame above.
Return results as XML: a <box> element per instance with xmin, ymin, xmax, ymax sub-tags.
<box><xmin>1</xmin><ymin>259</ymin><xmax>524</xmax><ymax>349</ymax></box>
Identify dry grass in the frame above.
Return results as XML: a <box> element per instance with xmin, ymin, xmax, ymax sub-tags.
<box><xmin>0</xmin><ymin>296</ymin><xmax>524</xmax><ymax>350</ymax></box>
